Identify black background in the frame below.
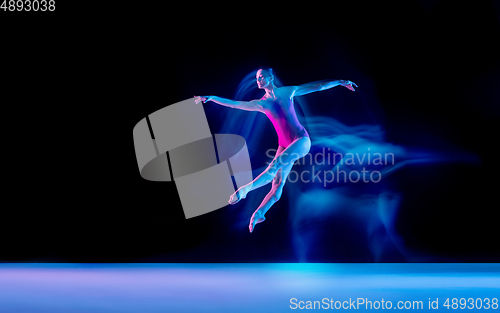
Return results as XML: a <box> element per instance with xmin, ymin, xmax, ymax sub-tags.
<box><xmin>1</xmin><ymin>1</ymin><xmax>499</xmax><ymax>262</ymax></box>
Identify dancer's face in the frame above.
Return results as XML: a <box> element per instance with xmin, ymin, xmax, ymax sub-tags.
<box><xmin>256</xmin><ymin>69</ymin><xmax>273</xmax><ymax>89</ymax></box>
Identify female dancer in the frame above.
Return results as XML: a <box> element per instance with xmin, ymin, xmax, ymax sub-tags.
<box><xmin>196</xmin><ymin>67</ymin><xmax>357</xmax><ymax>232</ymax></box>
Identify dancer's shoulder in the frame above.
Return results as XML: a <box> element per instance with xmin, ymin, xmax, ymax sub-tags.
<box><xmin>276</xmin><ymin>86</ymin><xmax>296</xmax><ymax>99</ymax></box>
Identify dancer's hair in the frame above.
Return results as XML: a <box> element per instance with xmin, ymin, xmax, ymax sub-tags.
<box><xmin>233</xmin><ymin>66</ymin><xmax>282</xmax><ymax>101</ymax></box>
<box><xmin>258</xmin><ymin>66</ymin><xmax>275</xmax><ymax>80</ymax></box>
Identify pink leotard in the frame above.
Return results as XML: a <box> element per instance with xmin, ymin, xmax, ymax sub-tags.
<box><xmin>262</xmin><ymin>96</ymin><xmax>309</xmax><ymax>148</ymax></box>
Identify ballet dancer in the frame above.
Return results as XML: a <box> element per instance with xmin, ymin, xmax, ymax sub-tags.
<box><xmin>196</xmin><ymin>67</ymin><xmax>357</xmax><ymax>232</ymax></box>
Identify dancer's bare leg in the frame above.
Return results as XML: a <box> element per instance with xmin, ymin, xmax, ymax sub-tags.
<box><xmin>229</xmin><ymin>136</ymin><xmax>311</xmax><ymax>204</ymax></box>
<box><xmin>228</xmin><ymin>146</ymin><xmax>283</xmax><ymax>205</ymax></box>
<box><xmin>249</xmin><ymin>161</ymin><xmax>294</xmax><ymax>233</ymax></box>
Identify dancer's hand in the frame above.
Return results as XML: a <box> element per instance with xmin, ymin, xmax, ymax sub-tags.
<box><xmin>194</xmin><ymin>95</ymin><xmax>213</xmax><ymax>104</ymax></box>
<box><xmin>339</xmin><ymin>80</ymin><xmax>358</xmax><ymax>91</ymax></box>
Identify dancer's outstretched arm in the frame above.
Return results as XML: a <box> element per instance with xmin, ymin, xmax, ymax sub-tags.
<box><xmin>195</xmin><ymin>96</ymin><xmax>263</xmax><ymax>112</ymax></box>
<box><xmin>291</xmin><ymin>79</ymin><xmax>358</xmax><ymax>97</ymax></box>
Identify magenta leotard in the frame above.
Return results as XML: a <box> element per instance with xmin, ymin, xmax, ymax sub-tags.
<box><xmin>262</xmin><ymin>96</ymin><xmax>309</xmax><ymax>148</ymax></box>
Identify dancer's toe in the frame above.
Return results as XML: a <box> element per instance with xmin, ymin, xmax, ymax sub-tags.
<box><xmin>228</xmin><ymin>188</ymin><xmax>244</xmax><ymax>205</ymax></box>
<box><xmin>228</xmin><ymin>187</ymin><xmax>246</xmax><ymax>204</ymax></box>
<box><xmin>249</xmin><ymin>211</ymin><xmax>266</xmax><ymax>233</ymax></box>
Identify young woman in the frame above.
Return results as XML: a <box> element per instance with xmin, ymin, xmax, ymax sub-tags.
<box><xmin>196</xmin><ymin>67</ymin><xmax>357</xmax><ymax>232</ymax></box>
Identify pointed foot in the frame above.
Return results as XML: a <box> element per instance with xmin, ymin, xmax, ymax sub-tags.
<box><xmin>228</xmin><ymin>185</ymin><xmax>250</xmax><ymax>205</ymax></box>
<box><xmin>249</xmin><ymin>210</ymin><xmax>266</xmax><ymax>233</ymax></box>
